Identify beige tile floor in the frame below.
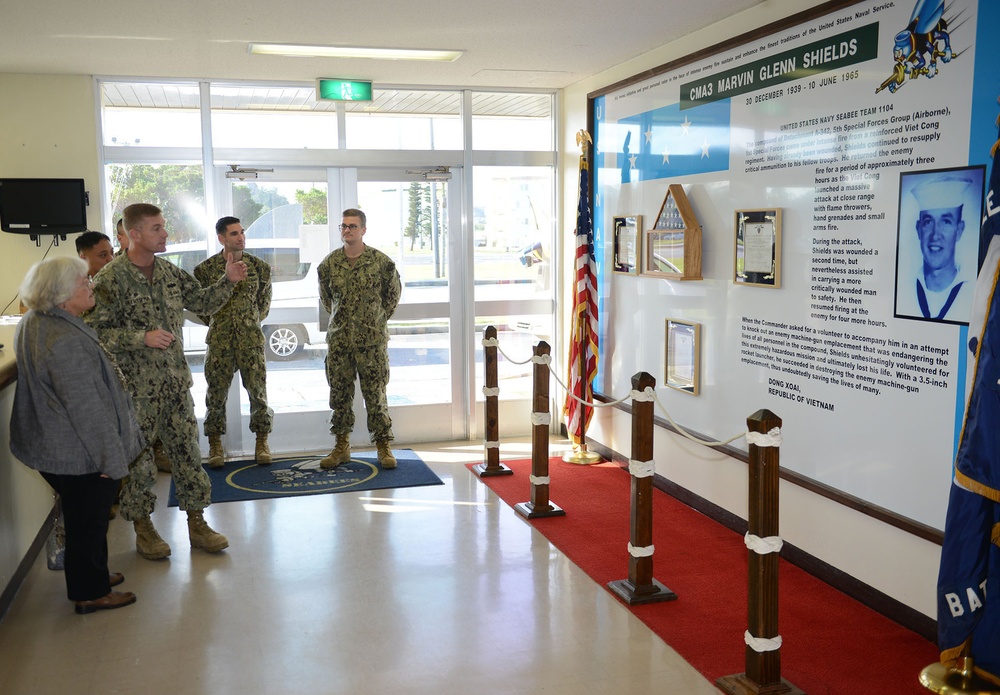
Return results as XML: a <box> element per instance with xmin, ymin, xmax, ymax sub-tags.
<box><xmin>0</xmin><ymin>439</ymin><xmax>720</xmax><ymax>695</ymax></box>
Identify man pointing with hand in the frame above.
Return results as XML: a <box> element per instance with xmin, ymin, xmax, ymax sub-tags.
<box><xmin>88</xmin><ymin>203</ymin><xmax>246</xmax><ymax>561</ymax></box>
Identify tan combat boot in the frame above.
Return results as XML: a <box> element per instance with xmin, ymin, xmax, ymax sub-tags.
<box><xmin>320</xmin><ymin>436</ymin><xmax>351</xmax><ymax>469</ymax></box>
<box><xmin>187</xmin><ymin>511</ymin><xmax>229</xmax><ymax>553</ymax></box>
<box><xmin>153</xmin><ymin>440</ymin><xmax>171</xmax><ymax>473</ymax></box>
<box><xmin>255</xmin><ymin>434</ymin><xmax>272</xmax><ymax>466</ymax></box>
<box><xmin>133</xmin><ymin>517</ymin><xmax>171</xmax><ymax>560</ymax></box>
<box><xmin>376</xmin><ymin>441</ymin><xmax>397</xmax><ymax>469</ymax></box>
<box><xmin>207</xmin><ymin>435</ymin><xmax>224</xmax><ymax>469</ymax></box>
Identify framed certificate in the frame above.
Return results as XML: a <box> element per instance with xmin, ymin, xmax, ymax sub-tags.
<box><xmin>734</xmin><ymin>209</ymin><xmax>781</xmax><ymax>288</ymax></box>
<box><xmin>613</xmin><ymin>215</ymin><xmax>641</xmax><ymax>275</ymax></box>
<box><xmin>665</xmin><ymin>318</ymin><xmax>701</xmax><ymax>395</ymax></box>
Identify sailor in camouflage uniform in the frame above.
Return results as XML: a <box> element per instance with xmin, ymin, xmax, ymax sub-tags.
<box><xmin>317</xmin><ymin>208</ymin><xmax>401</xmax><ymax>469</ymax></box>
<box><xmin>114</xmin><ymin>217</ymin><xmax>173</xmax><ymax>473</ymax></box>
<box><xmin>194</xmin><ymin>216</ymin><xmax>273</xmax><ymax>467</ymax></box>
<box><xmin>88</xmin><ymin>203</ymin><xmax>247</xmax><ymax>560</ymax></box>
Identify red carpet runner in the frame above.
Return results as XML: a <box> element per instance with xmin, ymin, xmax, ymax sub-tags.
<box><xmin>471</xmin><ymin>457</ymin><xmax>938</xmax><ymax>694</ymax></box>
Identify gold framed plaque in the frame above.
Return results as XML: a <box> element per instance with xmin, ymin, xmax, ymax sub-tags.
<box><xmin>613</xmin><ymin>215</ymin><xmax>641</xmax><ymax>275</ymax></box>
<box><xmin>665</xmin><ymin>318</ymin><xmax>701</xmax><ymax>395</ymax></box>
<box><xmin>734</xmin><ymin>208</ymin><xmax>781</xmax><ymax>288</ymax></box>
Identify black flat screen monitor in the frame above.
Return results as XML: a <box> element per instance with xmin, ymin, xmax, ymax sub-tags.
<box><xmin>0</xmin><ymin>178</ymin><xmax>88</xmax><ymax>236</ymax></box>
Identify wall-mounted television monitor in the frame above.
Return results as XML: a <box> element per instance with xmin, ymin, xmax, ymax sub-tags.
<box><xmin>0</xmin><ymin>178</ymin><xmax>88</xmax><ymax>237</ymax></box>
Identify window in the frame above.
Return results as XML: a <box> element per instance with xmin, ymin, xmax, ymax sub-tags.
<box><xmin>105</xmin><ymin>163</ymin><xmax>208</xmax><ymax>246</ymax></box>
<box><xmin>102</xmin><ymin>82</ymin><xmax>202</xmax><ymax>148</ymax></box>
<box><xmin>345</xmin><ymin>89</ymin><xmax>462</xmax><ymax>150</ymax></box>
<box><xmin>211</xmin><ymin>85</ymin><xmax>340</xmax><ymax>149</ymax></box>
<box><xmin>472</xmin><ymin>93</ymin><xmax>553</xmax><ymax>151</ymax></box>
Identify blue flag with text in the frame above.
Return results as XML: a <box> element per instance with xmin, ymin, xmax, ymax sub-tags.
<box><xmin>937</xmin><ymin>116</ymin><xmax>1000</xmax><ymax>683</ymax></box>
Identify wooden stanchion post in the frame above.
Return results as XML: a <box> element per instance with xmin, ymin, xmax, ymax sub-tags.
<box><xmin>718</xmin><ymin>409</ymin><xmax>804</xmax><ymax>695</ymax></box>
<box><xmin>473</xmin><ymin>325</ymin><xmax>513</xmax><ymax>478</ymax></box>
<box><xmin>608</xmin><ymin>372</ymin><xmax>676</xmax><ymax>605</ymax></box>
<box><xmin>515</xmin><ymin>341</ymin><xmax>565</xmax><ymax>519</ymax></box>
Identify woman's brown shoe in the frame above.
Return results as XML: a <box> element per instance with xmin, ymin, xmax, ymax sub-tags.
<box><xmin>75</xmin><ymin>591</ymin><xmax>136</xmax><ymax>615</ymax></box>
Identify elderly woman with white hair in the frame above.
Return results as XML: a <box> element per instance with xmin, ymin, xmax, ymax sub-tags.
<box><xmin>9</xmin><ymin>256</ymin><xmax>145</xmax><ymax>614</ymax></box>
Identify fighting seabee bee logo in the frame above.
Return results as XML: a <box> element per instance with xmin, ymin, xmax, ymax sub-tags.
<box><xmin>876</xmin><ymin>0</ymin><xmax>968</xmax><ymax>95</ymax></box>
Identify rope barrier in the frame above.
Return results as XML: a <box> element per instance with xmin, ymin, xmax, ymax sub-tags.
<box><xmin>530</xmin><ymin>412</ymin><xmax>551</xmax><ymax>426</ymax></box>
<box><xmin>744</xmin><ymin>532</ymin><xmax>783</xmax><ymax>555</ymax></box>
<box><xmin>744</xmin><ymin>631</ymin><xmax>783</xmax><ymax>653</ymax></box>
<box><xmin>628</xmin><ymin>542</ymin><xmax>655</xmax><ymax>558</ymax></box>
<box><xmin>746</xmin><ymin>427</ymin><xmax>783</xmax><ymax>447</ymax></box>
<box><xmin>628</xmin><ymin>459</ymin><xmax>656</xmax><ymax>478</ymax></box>
<box><xmin>484</xmin><ymin>332</ymin><xmax>770</xmax><ymax>450</ymax></box>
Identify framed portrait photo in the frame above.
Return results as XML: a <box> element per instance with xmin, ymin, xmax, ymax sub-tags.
<box><xmin>613</xmin><ymin>215</ymin><xmax>641</xmax><ymax>275</ymax></box>
<box><xmin>893</xmin><ymin>164</ymin><xmax>985</xmax><ymax>325</ymax></box>
<box><xmin>734</xmin><ymin>209</ymin><xmax>781</xmax><ymax>288</ymax></box>
<box><xmin>664</xmin><ymin>318</ymin><xmax>701</xmax><ymax>395</ymax></box>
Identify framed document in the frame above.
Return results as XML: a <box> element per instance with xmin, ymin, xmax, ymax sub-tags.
<box><xmin>613</xmin><ymin>215</ymin><xmax>641</xmax><ymax>275</ymax></box>
<box><xmin>734</xmin><ymin>209</ymin><xmax>781</xmax><ymax>288</ymax></box>
<box><xmin>665</xmin><ymin>318</ymin><xmax>701</xmax><ymax>395</ymax></box>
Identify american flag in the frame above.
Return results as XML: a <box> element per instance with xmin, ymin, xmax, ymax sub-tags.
<box><xmin>564</xmin><ymin>131</ymin><xmax>599</xmax><ymax>446</ymax></box>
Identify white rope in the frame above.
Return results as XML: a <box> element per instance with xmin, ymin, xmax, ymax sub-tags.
<box><xmin>482</xmin><ymin>386</ymin><xmax>500</xmax><ymax>398</ymax></box>
<box><xmin>549</xmin><ymin>367</ymin><xmax>633</xmax><ymax>408</ymax></box>
<box><xmin>481</xmin><ymin>337</ymin><xmax>499</xmax><ymax>348</ymax></box>
<box><xmin>493</xmin><ymin>342</ymin><xmax>534</xmax><ymax>366</ymax></box>
<box><xmin>530</xmin><ymin>412</ymin><xmax>551</xmax><ymax>426</ymax></box>
<box><xmin>744</xmin><ymin>631</ymin><xmax>782</xmax><ymax>652</ymax></box>
<box><xmin>478</xmin><ymin>333</ymin><xmax>750</xmax><ymax>450</ymax></box>
<box><xmin>650</xmin><ymin>391</ymin><xmax>746</xmax><ymax>447</ymax></box>
<box><xmin>483</xmin><ymin>440</ymin><xmax>499</xmax><ymax>449</ymax></box>
<box><xmin>744</xmin><ymin>532</ymin><xmax>783</xmax><ymax>555</ymax></box>
<box><xmin>630</xmin><ymin>387</ymin><xmax>655</xmax><ymax>402</ymax></box>
<box><xmin>746</xmin><ymin>427</ymin><xmax>783</xmax><ymax>447</ymax></box>
<box><xmin>628</xmin><ymin>543</ymin><xmax>654</xmax><ymax>558</ymax></box>
<box><xmin>529</xmin><ymin>474</ymin><xmax>550</xmax><ymax>485</ymax></box>
<box><xmin>628</xmin><ymin>459</ymin><xmax>655</xmax><ymax>478</ymax></box>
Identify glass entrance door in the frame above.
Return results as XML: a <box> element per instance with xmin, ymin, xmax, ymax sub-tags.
<box><xmin>182</xmin><ymin>166</ymin><xmax>468</xmax><ymax>457</ymax></box>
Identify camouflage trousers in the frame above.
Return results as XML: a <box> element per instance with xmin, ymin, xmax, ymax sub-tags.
<box><xmin>325</xmin><ymin>341</ymin><xmax>393</xmax><ymax>442</ymax></box>
<box><xmin>119</xmin><ymin>391</ymin><xmax>212</xmax><ymax>520</ymax></box>
<box><xmin>203</xmin><ymin>333</ymin><xmax>272</xmax><ymax>436</ymax></box>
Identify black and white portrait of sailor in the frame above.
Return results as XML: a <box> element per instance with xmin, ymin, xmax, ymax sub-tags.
<box><xmin>895</xmin><ymin>168</ymin><xmax>983</xmax><ymax>324</ymax></box>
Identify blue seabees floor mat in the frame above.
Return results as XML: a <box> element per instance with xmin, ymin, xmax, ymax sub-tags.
<box><xmin>167</xmin><ymin>448</ymin><xmax>442</xmax><ymax>505</ymax></box>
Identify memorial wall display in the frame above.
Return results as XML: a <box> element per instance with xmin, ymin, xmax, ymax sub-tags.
<box><xmin>591</xmin><ymin>0</ymin><xmax>1000</xmax><ymax>529</ymax></box>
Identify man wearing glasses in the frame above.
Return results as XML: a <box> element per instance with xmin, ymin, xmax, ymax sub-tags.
<box><xmin>317</xmin><ymin>208</ymin><xmax>401</xmax><ymax>469</ymax></box>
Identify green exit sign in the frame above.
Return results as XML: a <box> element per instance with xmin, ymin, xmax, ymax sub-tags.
<box><xmin>316</xmin><ymin>78</ymin><xmax>373</xmax><ymax>102</ymax></box>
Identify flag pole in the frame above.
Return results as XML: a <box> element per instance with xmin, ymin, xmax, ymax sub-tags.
<box><xmin>564</xmin><ymin>316</ymin><xmax>602</xmax><ymax>464</ymax></box>
<box><xmin>564</xmin><ymin>129</ymin><xmax>603</xmax><ymax>465</ymax></box>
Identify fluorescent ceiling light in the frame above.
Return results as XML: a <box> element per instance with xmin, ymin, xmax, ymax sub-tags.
<box><xmin>249</xmin><ymin>43</ymin><xmax>462</xmax><ymax>62</ymax></box>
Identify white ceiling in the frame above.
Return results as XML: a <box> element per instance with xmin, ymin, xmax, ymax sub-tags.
<box><xmin>0</xmin><ymin>0</ymin><xmax>765</xmax><ymax>90</ymax></box>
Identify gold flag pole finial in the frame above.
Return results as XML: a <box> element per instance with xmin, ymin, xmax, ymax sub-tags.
<box><xmin>576</xmin><ymin>129</ymin><xmax>592</xmax><ymax>156</ymax></box>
